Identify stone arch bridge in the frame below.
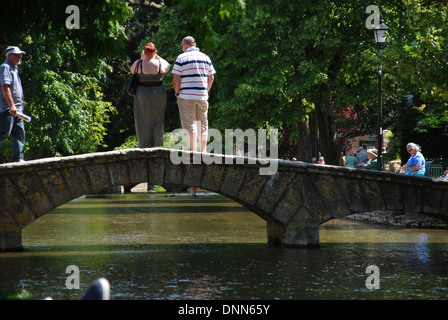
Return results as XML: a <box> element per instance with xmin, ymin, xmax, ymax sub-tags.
<box><xmin>1</xmin><ymin>148</ymin><xmax>448</xmax><ymax>252</ymax></box>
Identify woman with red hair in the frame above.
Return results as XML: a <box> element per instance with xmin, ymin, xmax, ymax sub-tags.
<box><xmin>130</xmin><ymin>43</ymin><xmax>170</xmax><ymax>147</ymax></box>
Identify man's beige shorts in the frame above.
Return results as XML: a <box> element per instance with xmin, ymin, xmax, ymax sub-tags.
<box><xmin>177</xmin><ymin>98</ymin><xmax>209</xmax><ymax>134</ymax></box>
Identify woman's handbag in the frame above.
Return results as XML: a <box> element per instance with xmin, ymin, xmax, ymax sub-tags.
<box><xmin>127</xmin><ymin>59</ymin><xmax>142</xmax><ymax>96</ymax></box>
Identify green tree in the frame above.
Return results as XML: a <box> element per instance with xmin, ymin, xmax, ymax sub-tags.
<box><xmin>152</xmin><ymin>0</ymin><xmax>447</xmax><ymax>163</ymax></box>
<box><xmin>3</xmin><ymin>0</ymin><xmax>446</xmax><ymax>165</ymax></box>
<box><xmin>0</xmin><ymin>0</ymin><xmax>132</xmax><ymax>159</ymax></box>
<box><xmin>100</xmin><ymin>0</ymin><xmax>245</xmax><ymax>150</ymax></box>
<box><xmin>20</xmin><ymin>36</ymin><xmax>117</xmax><ymax>157</ymax></box>
<box><xmin>114</xmin><ymin>0</ymin><xmax>247</xmax><ymax>150</ymax></box>
<box><xmin>100</xmin><ymin>0</ymin><xmax>167</xmax><ymax>151</ymax></box>
<box><xmin>209</xmin><ymin>0</ymin><xmax>385</xmax><ymax>163</ymax></box>
<box><xmin>382</xmin><ymin>0</ymin><xmax>448</xmax><ymax>160</ymax></box>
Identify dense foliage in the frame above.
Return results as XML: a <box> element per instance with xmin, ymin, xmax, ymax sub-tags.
<box><xmin>151</xmin><ymin>0</ymin><xmax>448</xmax><ymax>163</ymax></box>
<box><xmin>382</xmin><ymin>0</ymin><xmax>448</xmax><ymax>160</ymax></box>
<box><xmin>0</xmin><ymin>0</ymin><xmax>132</xmax><ymax>158</ymax></box>
<box><xmin>0</xmin><ymin>0</ymin><xmax>446</xmax><ymax>163</ymax></box>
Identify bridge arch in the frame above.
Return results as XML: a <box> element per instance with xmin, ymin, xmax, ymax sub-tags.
<box><xmin>1</xmin><ymin>148</ymin><xmax>448</xmax><ymax>252</ymax></box>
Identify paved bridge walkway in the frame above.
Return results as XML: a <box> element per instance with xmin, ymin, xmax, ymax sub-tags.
<box><xmin>1</xmin><ymin>148</ymin><xmax>448</xmax><ymax>251</ymax></box>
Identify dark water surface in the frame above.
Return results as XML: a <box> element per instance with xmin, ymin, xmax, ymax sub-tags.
<box><xmin>1</xmin><ymin>191</ymin><xmax>448</xmax><ymax>300</ymax></box>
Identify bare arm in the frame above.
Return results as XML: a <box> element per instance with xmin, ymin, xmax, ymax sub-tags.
<box><xmin>155</xmin><ymin>55</ymin><xmax>170</xmax><ymax>74</ymax></box>
<box><xmin>403</xmin><ymin>163</ymin><xmax>421</xmax><ymax>171</ymax></box>
<box><xmin>130</xmin><ymin>60</ymin><xmax>138</xmax><ymax>74</ymax></box>
<box><xmin>1</xmin><ymin>84</ymin><xmax>17</xmax><ymax>116</ymax></box>
<box><xmin>130</xmin><ymin>57</ymin><xmax>144</xmax><ymax>74</ymax></box>
<box><xmin>207</xmin><ymin>74</ymin><xmax>214</xmax><ymax>92</ymax></box>
<box><xmin>173</xmin><ymin>74</ymin><xmax>181</xmax><ymax>95</ymax></box>
<box><xmin>161</xmin><ymin>59</ymin><xmax>170</xmax><ymax>73</ymax></box>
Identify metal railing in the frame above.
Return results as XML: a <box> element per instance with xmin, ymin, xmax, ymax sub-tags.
<box><xmin>427</xmin><ymin>158</ymin><xmax>447</xmax><ymax>178</ymax></box>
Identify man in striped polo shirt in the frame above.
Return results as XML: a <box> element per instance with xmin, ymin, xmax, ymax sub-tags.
<box><xmin>172</xmin><ymin>36</ymin><xmax>215</xmax><ymax>152</ymax></box>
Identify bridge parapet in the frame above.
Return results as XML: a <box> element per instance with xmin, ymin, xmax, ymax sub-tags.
<box><xmin>1</xmin><ymin>148</ymin><xmax>448</xmax><ymax>251</ymax></box>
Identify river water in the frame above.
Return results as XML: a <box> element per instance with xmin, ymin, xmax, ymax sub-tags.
<box><xmin>1</xmin><ymin>189</ymin><xmax>448</xmax><ymax>301</ymax></box>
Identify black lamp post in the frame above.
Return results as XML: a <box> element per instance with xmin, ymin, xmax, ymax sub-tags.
<box><xmin>373</xmin><ymin>16</ymin><xmax>389</xmax><ymax>171</ymax></box>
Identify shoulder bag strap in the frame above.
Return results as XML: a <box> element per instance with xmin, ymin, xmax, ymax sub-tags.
<box><xmin>158</xmin><ymin>59</ymin><xmax>161</xmax><ymax>74</ymax></box>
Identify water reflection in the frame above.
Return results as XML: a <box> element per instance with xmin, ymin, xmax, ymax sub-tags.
<box><xmin>415</xmin><ymin>233</ymin><xmax>430</xmax><ymax>264</ymax></box>
<box><xmin>1</xmin><ymin>191</ymin><xmax>448</xmax><ymax>300</ymax></box>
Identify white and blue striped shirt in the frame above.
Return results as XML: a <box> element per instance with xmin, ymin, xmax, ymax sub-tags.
<box><xmin>172</xmin><ymin>47</ymin><xmax>215</xmax><ymax>100</ymax></box>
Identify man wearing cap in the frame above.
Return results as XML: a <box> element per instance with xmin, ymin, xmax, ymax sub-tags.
<box><xmin>0</xmin><ymin>46</ymin><xmax>26</xmax><ymax>162</ymax></box>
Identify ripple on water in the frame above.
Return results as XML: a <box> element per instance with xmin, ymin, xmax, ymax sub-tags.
<box><xmin>1</xmin><ymin>192</ymin><xmax>448</xmax><ymax>300</ymax></box>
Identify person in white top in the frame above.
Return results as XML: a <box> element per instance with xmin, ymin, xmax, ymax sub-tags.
<box><xmin>172</xmin><ymin>36</ymin><xmax>216</xmax><ymax>153</ymax></box>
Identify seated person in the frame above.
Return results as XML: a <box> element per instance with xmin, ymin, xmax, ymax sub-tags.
<box><xmin>436</xmin><ymin>169</ymin><xmax>448</xmax><ymax>181</ymax></box>
<box><xmin>344</xmin><ymin>150</ymin><xmax>357</xmax><ymax>168</ymax></box>
<box><xmin>356</xmin><ymin>146</ymin><xmax>368</xmax><ymax>163</ymax></box>
<box><xmin>355</xmin><ymin>148</ymin><xmax>378</xmax><ymax>170</ymax></box>
<box><xmin>401</xmin><ymin>142</ymin><xmax>426</xmax><ymax>176</ymax></box>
